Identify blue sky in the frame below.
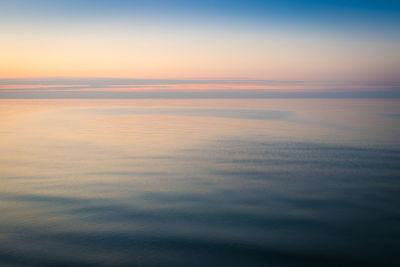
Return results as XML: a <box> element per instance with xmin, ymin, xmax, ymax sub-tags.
<box><xmin>0</xmin><ymin>0</ymin><xmax>399</xmax><ymax>82</ymax></box>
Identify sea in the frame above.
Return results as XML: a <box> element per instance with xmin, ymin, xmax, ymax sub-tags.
<box><xmin>0</xmin><ymin>99</ymin><xmax>399</xmax><ymax>266</ymax></box>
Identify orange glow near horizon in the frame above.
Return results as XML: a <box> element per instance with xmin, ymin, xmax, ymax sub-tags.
<box><xmin>1</xmin><ymin>24</ymin><xmax>399</xmax><ymax>82</ymax></box>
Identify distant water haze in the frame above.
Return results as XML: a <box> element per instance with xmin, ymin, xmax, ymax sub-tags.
<box><xmin>1</xmin><ymin>79</ymin><xmax>399</xmax><ymax>98</ymax></box>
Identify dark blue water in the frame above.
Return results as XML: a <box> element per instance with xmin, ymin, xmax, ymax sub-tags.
<box><xmin>1</xmin><ymin>99</ymin><xmax>399</xmax><ymax>266</ymax></box>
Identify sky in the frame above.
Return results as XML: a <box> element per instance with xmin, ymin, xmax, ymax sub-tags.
<box><xmin>0</xmin><ymin>0</ymin><xmax>399</xmax><ymax>97</ymax></box>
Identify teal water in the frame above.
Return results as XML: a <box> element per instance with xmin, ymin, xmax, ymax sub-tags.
<box><xmin>0</xmin><ymin>99</ymin><xmax>399</xmax><ymax>266</ymax></box>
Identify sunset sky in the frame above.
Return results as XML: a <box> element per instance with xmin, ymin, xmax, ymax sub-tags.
<box><xmin>0</xmin><ymin>0</ymin><xmax>399</xmax><ymax>97</ymax></box>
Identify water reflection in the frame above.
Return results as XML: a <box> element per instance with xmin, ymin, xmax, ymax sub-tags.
<box><xmin>1</xmin><ymin>99</ymin><xmax>400</xmax><ymax>266</ymax></box>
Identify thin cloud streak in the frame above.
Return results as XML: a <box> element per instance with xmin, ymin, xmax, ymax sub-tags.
<box><xmin>0</xmin><ymin>79</ymin><xmax>399</xmax><ymax>99</ymax></box>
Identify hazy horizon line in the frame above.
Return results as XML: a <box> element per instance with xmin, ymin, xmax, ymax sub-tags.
<box><xmin>1</xmin><ymin>78</ymin><xmax>399</xmax><ymax>99</ymax></box>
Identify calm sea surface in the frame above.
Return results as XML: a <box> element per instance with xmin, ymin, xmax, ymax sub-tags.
<box><xmin>1</xmin><ymin>99</ymin><xmax>399</xmax><ymax>266</ymax></box>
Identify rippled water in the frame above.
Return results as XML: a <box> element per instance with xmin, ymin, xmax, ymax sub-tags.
<box><xmin>1</xmin><ymin>99</ymin><xmax>400</xmax><ymax>266</ymax></box>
